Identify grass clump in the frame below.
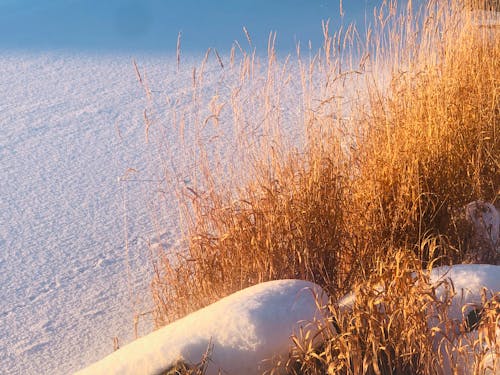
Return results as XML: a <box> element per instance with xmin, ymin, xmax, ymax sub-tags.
<box><xmin>351</xmin><ymin>0</ymin><xmax>499</xmax><ymax>262</ymax></box>
<box><xmin>284</xmin><ymin>250</ymin><xmax>443</xmax><ymax>374</ymax></box>
<box><xmin>283</xmin><ymin>251</ymin><xmax>499</xmax><ymax>375</ymax></box>
<box><xmin>139</xmin><ymin>0</ymin><xmax>499</xmax><ymax>372</ymax></box>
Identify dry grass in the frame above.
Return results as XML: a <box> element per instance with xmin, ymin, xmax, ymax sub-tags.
<box><xmin>350</xmin><ymin>0</ymin><xmax>499</xmax><ymax>264</ymax></box>
<box><xmin>280</xmin><ymin>250</ymin><xmax>499</xmax><ymax>375</ymax></box>
<box><xmin>281</xmin><ymin>250</ymin><xmax>444</xmax><ymax>374</ymax></box>
<box><xmin>137</xmin><ymin>0</ymin><xmax>499</xmax><ymax>373</ymax></box>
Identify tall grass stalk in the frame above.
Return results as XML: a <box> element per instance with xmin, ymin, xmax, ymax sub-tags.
<box><xmin>138</xmin><ymin>0</ymin><xmax>498</xmax><ymax>372</ymax></box>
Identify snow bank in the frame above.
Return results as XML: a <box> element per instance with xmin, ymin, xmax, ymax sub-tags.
<box><xmin>75</xmin><ymin>280</ymin><xmax>327</xmax><ymax>375</ymax></box>
<box><xmin>437</xmin><ymin>326</ymin><xmax>499</xmax><ymax>375</ymax></box>
<box><xmin>75</xmin><ymin>267</ymin><xmax>497</xmax><ymax>375</ymax></box>
<box><xmin>429</xmin><ymin>264</ymin><xmax>500</xmax><ymax>320</ymax></box>
<box><xmin>465</xmin><ymin>201</ymin><xmax>500</xmax><ymax>263</ymax></box>
<box><xmin>471</xmin><ymin>10</ymin><xmax>500</xmax><ymax>28</ymax></box>
<box><xmin>429</xmin><ymin>264</ymin><xmax>499</xmax><ymax>375</ymax></box>
<box><xmin>338</xmin><ymin>264</ymin><xmax>499</xmax><ymax>316</ymax></box>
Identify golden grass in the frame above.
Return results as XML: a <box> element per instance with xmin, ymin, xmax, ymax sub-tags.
<box><xmin>137</xmin><ymin>0</ymin><xmax>498</xmax><ymax>373</ymax></box>
<box><xmin>282</xmin><ymin>250</ymin><xmax>444</xmax><ymax>374</ymax></box>
<box><xmin>280</xmin><ymin>251</ymin><xmax>499</xmax><ymax>374</ymax></box>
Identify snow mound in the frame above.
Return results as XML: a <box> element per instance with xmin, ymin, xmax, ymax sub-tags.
<box><xmin>337</xmin><ymin>264</ymin><xmax>499</xmax><ymax>374</ymax></box>
<box><xmin>430</xmin><ymin>264</ymin><xmax>500</xmax><ymax>320</ymax></box>
<box><xmin>338</xmin><ymin>264</ymin><xmax>499</xmax><ymax>315</ymax></box>
<box><xmin>75</xmin><ymin>279</ymin><xmax>327</xmax><ymax>375</ymax></box>
<box><xmin>430</xmin><ymin>265</ymin><xmax>499</xmax><ymax>375</ymax></box>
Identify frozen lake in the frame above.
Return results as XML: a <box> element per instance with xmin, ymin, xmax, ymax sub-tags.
<box><xmin>0</xmin><ymin>1</ymin><xmax>381</xmax><ymax>373</ymax></box>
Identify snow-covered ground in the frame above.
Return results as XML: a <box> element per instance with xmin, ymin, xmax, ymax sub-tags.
<box><xmin>0</xmin><ymin>52</ymin><xmax>180</xmax><ymax>375</ymax></box>
<box><xmin>76</xmin><ymin>280</ymin><xmax>328</xmax><ymax>375</ymax></box>
<box><xmin>77</xmin><ymin>266</ymin><xmax>499</xmax><ymax>375</ymax></box>
<box><xmin>0</xmin><ymin>1</ymin><xmax>380</xmax><ymax>374</ymax></box>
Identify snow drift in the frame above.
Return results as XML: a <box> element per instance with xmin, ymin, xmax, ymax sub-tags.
<box><xmin>75</xmin><ymin>279</ymin><xmax>327</xmax><ymax>375</ymax></box>
<box><xmin>429</xmin><ymin>264</ymin><xmax>500</xmax><ymax>320</ymax></box>
<box><xmin>76</xmin><ymin>265</ymin><xmax>499</xmax><ymax>374</ymax></box>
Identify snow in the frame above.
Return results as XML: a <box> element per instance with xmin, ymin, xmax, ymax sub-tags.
<box><xmin>76</xmin><ymin>265</ymin><xmax>498</xmax><ymax>374</ymax></box>
<box><xmin>74</xmin><ymin>280</ymin><xmax>327</xmax><ymax>375</ymax></box>
<box><xmin>465</xmin><ymin>201</ymin><xmax>500</xmax><ymax>263</ymax></box>
<box><xmin>429</xmin><ymin>264</ymin><xmax>500</xmax><ymax>321</ymax></box>
<box><xmin>429</xmin><ymin>265</ymin><xmax>500</xmax><ymax>375</ymax></box>
<box><xmin>0</xmin><ymin>52</ymin><xmax>178</xmax><ymax>375</ymax></box>
<box><xmin>471</xmin><ymin>10</ymin><xmax>500</xmax><ymax>28</ymax></box>
<box><xmin>337</xmin><ymin>265</ymin><xmax>499</xmax><ymax>374</ymax></box>
<box><xmin>338</xmin><ymin>264</ymin><xmax>500</xmax><ymax>314</ymax></box>
<box><xmin>0</xmin><ymin>0</ymin><xmax>361</xmax><ymax>372</ymax></box>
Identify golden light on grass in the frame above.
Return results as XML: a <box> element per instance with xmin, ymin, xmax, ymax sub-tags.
<box><xmin>135</xmin><ymin>0</ymin><xmax>498</xmax><ymax>373</ymax></box>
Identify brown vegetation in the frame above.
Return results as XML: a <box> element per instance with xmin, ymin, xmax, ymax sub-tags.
<box><xmin>138</xmin><ymin>0</ymin><xmax>498</xmax><ymax>373</ymax></box>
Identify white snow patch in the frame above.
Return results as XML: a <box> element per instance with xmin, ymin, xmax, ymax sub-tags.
<box><xmin>430</xmin><ymin>264</ymin><xmax>500</xmax><ymax>320</ymax></box>
<box><xmin>337</xmin><ymin>264</ymin><xmax>499</xmax><ymax>316</ymax></box>
<box><xmin>0</xmin><ymin>49</ymin><xmax>331</xmax><ymax>374</ymax></box>
<box><xmin>75</xmin><ymin>279</ymin><xmax>327</xmax><ymax>375</ymax></box>
<box><xmin>336</xmin><ymin>265</ymin><xmax>499</xmax><ymax>374</ymax></box>
<box><xmin>429</xmin><ymin>265</ymin><xmax>499</xmax><ymax>374</ymax></box>
<box><xmin>0</xmin><ymin>52</ymin><xmax>188</xmax><ymax>375</ymax></box>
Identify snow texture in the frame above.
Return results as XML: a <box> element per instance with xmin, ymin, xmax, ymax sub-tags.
<box><xmin>338</xmin><ymin>264</ymin><xmax>500</xmax><ymax>316</ymax></box>
<box><xmin>0</xmin><ymin>53</ymin><xmax>180</xmax><ymax>375</ymax></box>
<box><xmin>430</xmin><ymin>265</ymin><xmax>500</xmax><ymax>375</ymax></box>
<box><xmin>76</xmin><ymin>266</ymin><xmax>499</xmax><ymax>375</ymax></box>
<box><xmin>3</xmin><ymin>2</ymin><xmax>495</xmax><ymax>374</ymax></box>
<box><xmin>440</xmin><ymin>329</ymin><xmax>499</xmax><ymax>375</ymax></box>
<box><xmin>338</xmin><ymin>265</ymin><xmax>499</xmax><ymax>374</ymax></box>
<box><xmin>0</xmin><ymin>48</ymin><xmax>327</xmax><ymax>375</ymax></box>
<box><xmin>471</xmin><ymin>9</ymin><xmax>500</xmax><ymax>28</ymax></box>
<box><xmin>75</xmin><ymin>279</ymin><xmax>327</xmax><ymax>375</ymax></box>
<box><xmin>430</xmin><ymin>264</ymin><xmax>500</xmax><ymax>320</ymax></box>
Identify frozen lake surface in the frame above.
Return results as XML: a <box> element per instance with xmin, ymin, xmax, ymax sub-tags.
<box><xmin>0</xmin><ymin>52</ymin><xmax>177</xmax><ymax>374</ymax></box>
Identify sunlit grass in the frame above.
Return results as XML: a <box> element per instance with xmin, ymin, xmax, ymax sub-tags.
<box><xmin>138</xmin><ymin>0</ymin><xmax>498</xmax><ymax>373</ymax></box>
